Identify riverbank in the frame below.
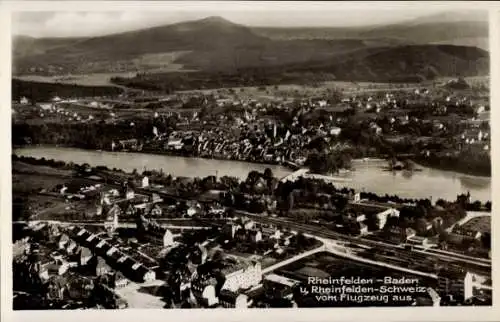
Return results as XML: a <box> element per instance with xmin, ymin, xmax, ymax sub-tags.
<box><xmin>13</xmin><ymin>143</ymin><xmax>490</xmax><ymax>178</ymax></box>
<box><xmin>414</xmin><ymin>156</ymin><xmax>491</xmax><ymax>178</ymax></box>
<box><xmin>13</xmin><ymin>143</ymin><xmax>302</xmax><ymax>172</ymax></box>
<box><xmin>12</xmin><ymin>146</ymin><xmax>491</xmax><ymax>202</ymax></box>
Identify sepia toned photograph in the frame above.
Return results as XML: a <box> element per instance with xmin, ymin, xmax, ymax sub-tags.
<box><xmin>9</xmin><ymin>2</ymin><xmax>492</xmax><ymax>311</ymax></box>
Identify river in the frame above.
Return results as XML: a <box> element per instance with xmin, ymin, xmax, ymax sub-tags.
<box><xmin>14</xmin><ymin>147</ymin><xmax>491</xmax><ymax>202</ymax></box>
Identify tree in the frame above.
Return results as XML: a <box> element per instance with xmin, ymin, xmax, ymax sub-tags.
<box><xmin>246</xmin><ymin>170</ymin><xmax>261</xmax><ymax>185</ymax></box>
<box><xmin>287</xmin><ymin>192</ymin><xmax>295</xmax><ymax>212</ymax></box>
<box><xmin>335</xmin><ymin>196</ymin><xmax>348</xmax><ymax>212</ymax></box>
<box><xmin>264</xmin><ymin>168</ymin><xmax>274</xmax><ymax>180</ymax></box>
<box><xmin>481</xmin><ymin>232</ymin><xmax>491</xmax><ymax>249</ymax></box>
<box><xmin>472</xmin><ymin>200</ymin><xmax>482</xmax><ymax>211</ymax></box>
<box><xmin>415</xmin><ymin>217</ymin><xmax>429</xmax><ymax>234</ymax></box>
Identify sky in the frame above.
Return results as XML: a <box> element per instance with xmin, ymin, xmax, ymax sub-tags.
<box><xmin>11</xmin><ymin>2</ymin><xmax>488</xmax><ymax>38</ymax></box>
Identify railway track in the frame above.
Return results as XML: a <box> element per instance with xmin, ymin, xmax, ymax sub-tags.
<box><xmin>234</xmin><ymin>211</ymin><xmax>491</xmax><ymax>276</ymax></box>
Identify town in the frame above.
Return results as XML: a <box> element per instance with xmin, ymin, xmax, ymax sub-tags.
<box><xmin>11</xmin><ymin>8</ymin><xmax>492</xmax><ymax>311</ymax></box>
<box><xmin>13</xmin><ymin>76</ymin><xmax>491</xmax><ymax>177</ymax></box>
<box><xmin>12</xmin><ymin>152</ymin><xmax>492</xmax><ymax>309</ymax></box>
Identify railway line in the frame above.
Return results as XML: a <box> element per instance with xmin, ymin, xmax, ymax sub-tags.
<box><xmin>233</xmin><ymin>211</ymin><xmax>491</xmax><ymax>276</ymax></box>
<box><xmin>22</xmin><ymin>169</ymin><xmax>491</xmax><ymax>278</ymax></box>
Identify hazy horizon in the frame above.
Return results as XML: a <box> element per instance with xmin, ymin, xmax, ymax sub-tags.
<box><xmin>13</xmin><ymin>7</ymin><xmax>488</xmax><ymax>38</ymax></box>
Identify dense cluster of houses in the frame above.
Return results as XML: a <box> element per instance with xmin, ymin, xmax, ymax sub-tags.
<box><xmin>64</xmin><ymin>226</ymin><xmax>156</xmax><ymax>283</ymax></box>
<box><xmin>136</xmin><ymin>214</ymin><xmax>176</xmax><ymax>247</ymax></box>
<box><xmin>91</xmin><ymin>84</ymin><xmax>491</xmax><ymax>170</ymax></box>
<box><xmin>13</xmin><ymin>224</ymin><xmax>131</xmax><ymax>308</ymax></box>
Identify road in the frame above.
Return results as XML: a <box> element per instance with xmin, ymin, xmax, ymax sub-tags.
<box><xmin>19</xmin><ymin>168</ymin><xmax>491</xmax><ymax>278</ymax></box>
<box><xmin>129</xmin><ymin>182</ymin><xmax>491</xmax><ymax>270</ymax></box>
<box><xmin>262</xmin><ymin>245</ymin><xmax>326</xmax><ymax>274</ymax></box>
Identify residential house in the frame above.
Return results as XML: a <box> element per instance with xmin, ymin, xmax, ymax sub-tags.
<box><xmin>138</xmin><ymin>217</ymin><xmax>175</xmax><ymax>247</ymax></box>
<box><xmin>66</xmin><ymin>240</ymin><xmax>79</xmax><ymax>255</ymax></box>
<box><xmin>105</xmin><ymin>204</ymin><xmax>122</xmax><ymax>221</ymax></box>
<box><xmin>249</xmin><ymin>230</ymin><xmax>262</xmax><ymax>243</ymax></box>
<box><xmin>58</xmin><ymin>234</ymin><xmax>70</xmax><ymax>250</ymax></box>
<box><xmin>192</xmin><ymin>281</ymin><xmax>218</xmax><ymax>307</ymax></box>
<box><xmin>262</xmin><ymin>227</ymin><xmax>281</xmax><ymax>240</ymax></box>
<box><xmin>147</xmin><ymin>192</ymin><xmax>161</xmax><ymax>203</ymax></box>
<box><xmin>95</xmin><ymin>256</ymin><xmax>112</xmax><ymax>276</ymax></box>
<box><xmin>221</xmin><ymin>259</ymin><xmax>262</xmax><ymax>293</ymax></box>
<box><xmin>46</xmin><ymin>276</ymin><xmax>68</xmax><ymax>301</ymax></box>
<box><xmin>111</xmin><ymin>271</ymin><xmax>129</xmax><ymax>289</ymax></box>
<box><xmin>330</xmin><ymin>127</ymin><xmax>342</xmax><ymax>136</ymax></box>
<box><xmin>66</xmin><ymin>277</ymin><xmax>95</xmax><ymax>300</ymax></box>
<box><xmin>342</xmin><ymin>212</ymin><xmax>366</xmax><ymax>223</ymax></box>
<box><xmin>36</xmin><ymin>263</ymin><xmax>50</xmax><ymax>282</ymax></box>
<box><xmin>141</xmin><ymin>176</ymin><xmax>149</xmax><ymax>188</ymax></box>
<box><xmin>316</xmin><ymin>100</ymin><xmax>327</xmax><ymax>108</ymax></box>
<box><xmin>474</xmin><ymin>105</ymin><xmax>486</xmax><ymax>114</ymax></box>
<box><xmin>150</xmin><ymin>204</ymin><xmax>163</xmax><ymax>216</ymax></box>
<box><xmin>125</xmin><ymin>204</ymin><xmax>137</xmax><ymax>216</ymax></box>
<box><xmin>78</xmin><ymin>247</ymin><xmax>93</xmax><ymax>266</ymax></box>
<box><xmin>370</xmin><ymin>122</ymin><xmax>382</xmax><ymax>135</ymax></box>
<box><xmin>218</xmin><ymin>290</ymin><xmax>251</xmax><ymax>308</ymax></box>
<box><xmin>186</xmin><ymin>206</ymin><xmax>200</xmax><ymax>217</ymax></box>
<box><xmin>461</xmin><ymin>129</ymin><xmax>484</xmax><ymax>144</ymax></box>
<box><xmin>345</xmin><ymin>221</ymin><xmax>368</xmax><ymax>236</ymax></box>
<box><xmin>104</xmin><ymin>208</ymin><xmax>120</xmax><ymax>234</ymax></box>
<box><xmin>243</xmin><ymin>220</ymin><xmax>255</xmax><ymax>230</ymax></box>
<box><xmin>118</xmin><ymin>139</ymin><xmax>138</xmax><ymax>150</ymax></box>
<box><xmin>163</xmin><ymin>229</ymin><xmax>175</xmax><ymax>247</ymax></box>
<box><xmin>264</xmin><ymin>274</ymin><xmax>300</xmax><ymax>300</ymax></box>
<box><xmin>125</xmin><ymin>186</ymin><xmax>135</xmax><ymax>200</ymax></box>
<box><xmin>235</xmin><ymin>229</ymin><xmax>248</xmax><ymax>242</ymax></box>
<box><xmin>388</xmin><ymin>226</ymin><xmax>416</xmax><ymax>243</ymax></box>
<box><xmin>47</xmin><ymin>254</ymin><xmax>70</xmax><ymax>276</ymax></box>
<box><xmin>349</xmin><ymin>202</ymin><xmax>400</xmax><ymax>230</ymax></box>
<box><xmin>222</xmin><ymin>223</ymin><xmax>240</xmax><ymax>239</ymax></box>
<box><xmin>118</xmin><ymin>256</ymin><xmax>156</xmax><ymax>282</ymax></box>
<box><xmin>375</xmin><ymin>208</ymin><xmax>400</xmax><ymax>230</ymax></box>
<box><xmin>208</xmin><ymin>205</ymin><xmax>226</xmax><ymax>217</ymax></box>
<box><xmin>437</xmin><ymin>269</ymin><xmax>474</xmax><ymax>302</ymax></box>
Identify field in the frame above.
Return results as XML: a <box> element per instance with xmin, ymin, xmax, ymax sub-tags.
<box><xmin>12</xmin><ymin>161</ymin><xmax>103</xmax><ymax>221</ymax></box>
<box><xmin>15</xmin><ymin>73</ymin><xmax>135</xmax><ymax>87</ymax></box>
<box><xmin>177</xmin><ymin>76</ymin><xmax>486</xmax><ymax>101</ymax></box>
<box><xmin>461</xmin><ymin>216</ymin><xmax>491</xmax><ymax>234</ymax></box>
<box><xmin>179</xmin><ymin>82</ymin><xmax>380</xmax><ymax>102</ymax></box>
<box><xmin>13</xmin><ymin>161</ymin><xmax>73</xmax><ymax>179</ymax></box>
<box><xmin>13</xmin><ymin>172</ymin><xmax>69</xmax><ymax>194</ymax></box>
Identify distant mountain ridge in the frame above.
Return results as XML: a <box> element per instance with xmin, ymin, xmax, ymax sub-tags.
<box><xmin>253</xmin><ymin>15</ymin><xmax>488</xmax><ymax>50</ymax></box>
<box><xmin>13</xmin><ymin>14</ymin><xmax>489</xmax><ymax>81</ymax></box>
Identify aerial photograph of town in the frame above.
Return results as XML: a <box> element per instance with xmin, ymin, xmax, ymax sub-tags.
<box><xmin>10</xmin><ymin>4</ymin><xmax>492</xmax><ymax>310</ymax></box>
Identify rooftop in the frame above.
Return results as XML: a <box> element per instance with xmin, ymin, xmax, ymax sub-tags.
<box><xmin>220</xmin><ymin>255</ymin><xmax>254</xmax><ymax>276</ymax></box>
<box><xmin>264</xmin><ymin>273</ymin><xmax>300</xmax><ymax>288</ymax></box>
